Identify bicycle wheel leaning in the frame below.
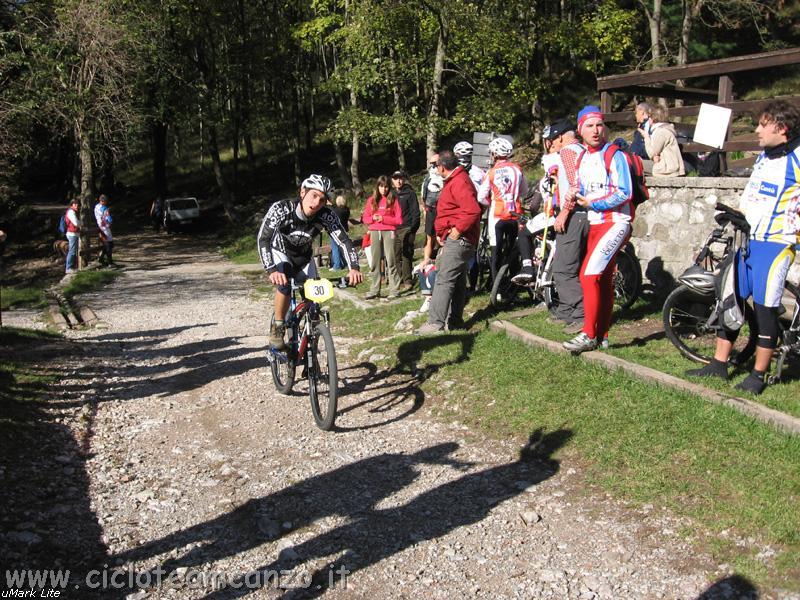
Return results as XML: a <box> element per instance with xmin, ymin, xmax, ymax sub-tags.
<box><xmin>662</xmin><ymin>285</ymin><xmax>758</xmax><ymax>365</ymax></box>
<box><xmin>269</xmin><ymin>317</ymin><xmax>296</xmax><ymax>394</ymax></box>
<box><xmin>308</xmin><ymin>323</ymin><xmax>338</xmax><ymax>431</ymax></box>
<box><xmin>613</xmin><ymin>246</ymin><xmax>642</xmax><ymax>313</ymax></box>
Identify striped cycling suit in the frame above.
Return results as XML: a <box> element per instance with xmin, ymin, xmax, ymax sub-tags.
<box><xmin>575</xmin><ymin>143</ymin><xmax>634</xmax><ymax>340</ymax></box>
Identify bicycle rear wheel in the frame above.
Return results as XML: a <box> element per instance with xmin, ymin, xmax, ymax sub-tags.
<box><xmin>662</xmin><ymin>285</ymin><xmax>757</xmax><ymax>365</ymax></box>
<box><xmin>613</xmin><ymin>246</ymin><xmax>642</xmax><ymax>313</ymax></box>
<box><xmin>269</xmin><ymin>318</ymin><xmax>296</xmax><ymax>394</ymax></box>
<box><xmin>308</xmin><ymin>324</ymin><xmax>338</xmax><ymax>431</ymax></box>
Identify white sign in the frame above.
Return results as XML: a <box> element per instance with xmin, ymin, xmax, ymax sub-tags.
<box><xmin>692</xmin><ymin>103</ymin><xmax>733</xmax><ymax>149</ymax></box>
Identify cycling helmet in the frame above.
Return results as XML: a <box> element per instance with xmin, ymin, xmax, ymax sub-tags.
<box><xmin>488</xmin><ymin>137</ymin><xmax>513</xmax><ymax>158</ymax></box>
<box><xmin>454</xmin><ymin>141</ymin><xmax>473</xmax><ymax>157</ymax></box>
<box><xmin>301</xmin><ymin>174</ymin><xmax>333</xmax><ymax>198</ymax></box>
<box><xmin>678</xmin><ymin>265</ymin><xmax>715</xmax><ymax>296</ymax></box>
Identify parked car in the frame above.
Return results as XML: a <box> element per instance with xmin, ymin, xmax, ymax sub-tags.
<box><xmin>164</xmin><ymin>197</ymin><xmax>200</xmax><ymax>232</ymax></box>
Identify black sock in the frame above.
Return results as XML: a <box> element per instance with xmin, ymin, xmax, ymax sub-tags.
<box><xmin>735</xmin><ymin>369</ymin><xmax>766</xmax><ymax>395</ymax></box>
<box><xmin>686</xmin><ymin>358</ymin><xmax>728</xmax><ymax>379</ymax></box>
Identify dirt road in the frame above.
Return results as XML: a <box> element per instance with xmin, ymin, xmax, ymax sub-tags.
<box><xmin>2</xmin><ymin>232</ymin><xmax>768</xmax><ymax>599</ymax></box>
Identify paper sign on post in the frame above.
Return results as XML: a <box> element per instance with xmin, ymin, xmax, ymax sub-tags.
<box><xmin>692</xmin><ymin>103</ymin><xmax>733</xmax><ymax>149</ymax></box>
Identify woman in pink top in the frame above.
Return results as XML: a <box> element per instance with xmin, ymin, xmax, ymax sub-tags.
<box><xmin>362</xmin><ymin>175</ymin><xmax>403</xmax><ymax>298</ymax></box>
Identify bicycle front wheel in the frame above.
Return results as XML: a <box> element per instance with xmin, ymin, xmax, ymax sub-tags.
<box><xmin>613</xmin><ymin>246</ymin><xmax>642</xmax><ymax>313</ymax></box>
<box><xmin>662</xmin><ymin>285</ymin><xmax>757</xmax><ymax>365</ymax></box>
<box><xmin>308</xmin><ymin>324</ymin><xmax>338</xmax><ymax>431</ymax></box>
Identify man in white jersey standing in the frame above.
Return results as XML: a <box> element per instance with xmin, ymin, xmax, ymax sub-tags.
<box><xmin>687</xmin><ymin>100</ymin><xmax>800</xmax><ymax>394</ymax></box>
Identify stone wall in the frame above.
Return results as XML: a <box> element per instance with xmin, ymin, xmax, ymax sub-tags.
<box><xmin>632</xmin><ymin>176</ymin><xmax>800</xmax><ymax>296</ymax></box>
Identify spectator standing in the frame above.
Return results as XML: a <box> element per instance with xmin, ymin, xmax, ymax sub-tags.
<box><xmin>391</xmin><ymin>171</ymin><xmax>421</xmax><ymax>291</ymax></box>
<box><xmin>416</xmin><ymin>150</ymin><xmax>482</xmax><ymax>334</ymax></box>
<box><xmin>477</xmin><ymin>138</ymin><xmax>528</xmax><ymax>283</ymax></box>
<box><xmin>453</xmin><ymin>141</ymin><xmax>486</xmax><ymax>192</ymax></box>
<box><xmin>513</xmin><ymin>118</ymin><xmax>588</xmax><ymax>331</ymax></box>
<box><xmin>64</xmin><ymin>199</ymin><xmax>80</xmax><ymax>274</ymax></box>
<box><xmin>630</xmin><ymin>102</ymin><xmax>652</xmax><ymax>160</ymax></box>
<box><xmin>641</xmin><ymin>105</ymin><xmax>685</xmax><ymax>177</ymax></box>
<box><xmin>686</xmin><ymin>100</ymin><xmax>800</xmax><ymax>395</ymax></box>
<box><xmin>420</xmin><ymin>154</ymin><xmax>444</xmax><ymax>269</ymax></box>
<box><xmin>329</xmin><ymin>195</ymin><xmax>351</xmax><ymax>270</ymax></box>
<box><xmin>150</xmin><ymin>197</ymin><xmax>163</xmax><ymax>232</ymax></box>
<box><xmin>94</xmin><ymin>194</ymin><xmax>115</xmax><ymax>267</ymax></box>
<box><xmin>563</xmin><ymin>105</ymin><xmax>634</xmax><ymax>354</ymax></box>
<box><xmin>362</xmin><ymin>176</ymin><xmax>403</xmax><ymax>299</ymax></box>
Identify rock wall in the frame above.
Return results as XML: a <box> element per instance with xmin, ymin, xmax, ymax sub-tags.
<box><xmin>631</xmin><ymin>176</ymin><xmax>799</xmax><ymax>296</ymax></box>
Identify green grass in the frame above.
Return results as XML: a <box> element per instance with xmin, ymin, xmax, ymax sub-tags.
<box><xmin>1</xmin><ymin>286</ymin><xmax>47</xmax><ymax>310</ymax></box>
<box><xmin>62</xmin><ymin>270</ymin><xmax>121</xmax><ymax>300</ymax></box>
<box><xmin>325</xmin><ymin>292</ymin><xmax>800</xmax><ymax>591</ymax></box>
<box><xmin>220</xmin><ymin>232</ymin><xmax>260</xmax><ymax>264</ymax></box>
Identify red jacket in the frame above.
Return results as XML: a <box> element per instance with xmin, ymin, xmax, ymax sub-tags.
<box><xmin>362</xmin><ymin>194</ymin><xmax>402</xmax><ymax>231</ymax></box>
<box><xmin>434</xmin><ymin>166</ymin><xmax>482</xmax><ymax>246</ymax></box>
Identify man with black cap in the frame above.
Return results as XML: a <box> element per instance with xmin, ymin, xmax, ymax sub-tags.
<box><xmin>391</xmin><ymin>170</ymin><xmax>421</xmax><ymax>290</ymax></box>
<box><xmin>513</xmin><ymin>118</ymin><xmax>587</xmax><ymax>330</ymax></box>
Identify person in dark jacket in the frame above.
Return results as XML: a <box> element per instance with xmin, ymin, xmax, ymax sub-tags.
<box><xmin>416</xmin><ymin>151</ymin><xmax>482</xmax><ymax>335</ymax></box>
<box><xmin>391</xmin><ymin>170</ymin><xmax>420</xmax><ymax>290</ymax></box>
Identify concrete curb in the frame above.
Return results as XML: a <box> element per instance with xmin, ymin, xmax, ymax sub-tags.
<box><xmin>491</xmin><ymin>319</ymin><xmax>800</xmax><ymax>436</ymax></box>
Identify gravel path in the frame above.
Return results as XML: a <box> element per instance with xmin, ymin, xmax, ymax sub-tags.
<box><xmin>3</xmin><ymin>231</ymin><xmax>779</xmax><ymax>599</ymax></box>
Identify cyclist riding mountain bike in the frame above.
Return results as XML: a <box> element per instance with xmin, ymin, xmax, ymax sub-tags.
<box><xmin>562</xmin><ymin>105</ymin><xmax>634</xmax><ymax>354</ymax></box>
<box><xmin>685</xmin><ymin>100</ymin><xmax>800</xmax><ymax>395</ymax></box>
<box><xmin>477</xmin><ymin>137</ymin><xmax>529</xmax><ymax>283</ymax></box>
<box><xmin>258</xmin><ymin>174</ymin><xmax>363</xmax><ymax>349</ymax></box>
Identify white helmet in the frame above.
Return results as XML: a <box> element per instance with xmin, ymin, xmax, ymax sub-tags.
<box><xmin>453</xmin><ymin>141</ymin><xmax>473</xmax><ymax>157</ymax></box>
<box><xmin>301</xmin><ymin>174</ymin><xmax>333</xmax><ymax>198</ymax></box>
<box><xmin>488</xmin><ymin>137</ymin><xmax>513</xmax><ymax>158</ymax></box>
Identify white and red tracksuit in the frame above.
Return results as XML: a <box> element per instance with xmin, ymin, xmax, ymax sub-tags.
<box><xmin>576</xmin><ymin>143</ymin><xmax>634</xmax><ymax>340</ymax></box>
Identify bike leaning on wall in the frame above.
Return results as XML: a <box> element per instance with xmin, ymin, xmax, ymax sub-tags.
<box><xmin>662</xmin><ymin>202</ymin><xmax>800</xmax><ymax>383</ymax></box>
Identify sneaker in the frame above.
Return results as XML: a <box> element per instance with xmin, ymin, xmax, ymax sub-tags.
<box><xmin>387</xmin><ymin>293</ymin><xmax>400</xmax><ymax>300</ymax></box>
<box><xmin>563</xmin><ymin>332</ymin><xmax>597</xmax><ymax>354</ymax></box>
<box><xmin>269</xmin><ymin>322</ymin><xmax>287</xmax><ymax>351</ymax></box>
<box><xmin>419</xmin><ymin>297</ymin><xmax>431</xmax><ymax>313</ymax></box>
<box><xmin>686</xmin><ymin>358</ymin><xmax>729</xmax><ymax>380</ymax></box>
<box><xmin>563</xmin><ymin>321</ymin><xmax>584</xmax><ymax>335</ymax></box>
<box><xmin>415</xmin><ymin>322</ymin><xmax>445</xmax><ymax>336</ymax></box>
<box><xmin>511</xmin><ymin>266</ymin><xmax>535</xmax><ymax>285</ymax></box>
<box><xmin>734</xmin><ymin>371</ymin><xmax>766</xmax><ymax>395</ymax></box>
<box><xmin>599</xmin><ymin>337</ymin><xmax>609</xmax><ymax>350</ymax></box>
<box><xmin>65</xmin><ymin>269</ymin><xmax>77</xmax><ymax>274</ymax></box>
<box><xmin>364</xmin><ymin>291</ymin><xmax>379</xmax><ymax>299</ymax></box>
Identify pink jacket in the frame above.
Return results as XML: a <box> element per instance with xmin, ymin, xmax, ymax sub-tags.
<box><xmin>362</xmin><ymin>194</ymin><xmax>402</xmax><ymax>231</ymax></box>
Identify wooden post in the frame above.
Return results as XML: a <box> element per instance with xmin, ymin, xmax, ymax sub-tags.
<box><xmin>600</xmin><ymin>91</ymin><xmax>612</xmax><ymax>115</ymax></box>
<box><xmin>718</xmin><ymin>75</ymin><xmax>734</xmax><ymax>173</ymax></box>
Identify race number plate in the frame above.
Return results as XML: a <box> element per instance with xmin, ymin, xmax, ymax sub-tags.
<box><xmin>304</xmin><ymin>278</ymin><xmax>334</xmax><ymax>303</ymax></box>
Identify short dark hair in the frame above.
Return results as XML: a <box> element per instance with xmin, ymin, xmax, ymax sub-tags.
<box><xmin>437</xmin><ymin>150</ymin><xmax>459</xmax><ymax>171</ymax></box>
<box><xmin>759</xmin><ymin>100</ymin><xmax>800</xmax><ymax>139</ymax></box>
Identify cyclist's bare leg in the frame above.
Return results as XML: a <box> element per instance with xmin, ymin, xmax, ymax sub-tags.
<box><xmin>274</xmin><ymin>290</ymin><xmax>290</xmax><ymax>323</ymax></box>
<box><xmin>754</xmin><ymin>346</ymin><xmax>775</xmax><ymax>373</ymax></box>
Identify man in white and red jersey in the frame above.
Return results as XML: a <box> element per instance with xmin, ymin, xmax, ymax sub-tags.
<box><xmin>477</xmin><ymin>137</ymin><xmax>528</xmax><ymax>283</ymax></box>
<box><xmin>562</xmin><ymin>105</ymin><xmax>634</xmax><ymax>354</ymax></box>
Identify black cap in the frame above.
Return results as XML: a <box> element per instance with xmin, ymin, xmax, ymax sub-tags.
<box><xmin>543</xmin><ymin>118</ymin><xmax>575</xmax><ymax>141</ymax></box>
<box><xmin>391</xmin><ymin>170</ymin><xmax>406</xmax><ymax>179</ymax></box>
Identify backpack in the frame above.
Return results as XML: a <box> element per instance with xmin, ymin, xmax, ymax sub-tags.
<box><xmin>57</xmin><ymin>213</ymin><xmax>67</xmax><ymax>236</ymax></box>
<box><xmin>576</xmin><ymin>143</ymin><xmax>649</xmax><ymax>207</ymax></box>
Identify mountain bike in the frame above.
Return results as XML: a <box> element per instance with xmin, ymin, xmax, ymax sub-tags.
<box><xmin>663</xmin><ymin>202</ymin><xmax>800</xmax><ymax>382</ymax></box>
<box><xmin>492</xmin><ymin>211</ymin><xmax>642</xmax><ymax>312</ymax></box>
<box><xmin>469</xmin><ymin>216</ymin><xmax>492</xmax><ymax>293</ymax></box>
<box><xmin>267</xmin><ymin>278</ymin><xmax>339</xmax><ymax>431</ymax></box>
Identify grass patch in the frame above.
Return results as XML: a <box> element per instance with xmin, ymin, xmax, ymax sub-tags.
<box><xmin>62</xmin><ymin>270</ymin><xmax>121</xmax><ymax>300</ymax></box>
<box><xmin>326</xmin><ymin>291</ymin><xmax>800</xmax><ymax>591</ymax></box>
<box><xmin>1</xmin><ymin>286</ymin><xmax>47</xmax><ymax>310</ymax></box>
<box><xmin>220</xmin><ymin>232</ymin><xmax>260</xmax><ymax>264</ymax></box>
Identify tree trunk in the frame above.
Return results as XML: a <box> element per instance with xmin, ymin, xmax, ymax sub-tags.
<box><xmin>349</xmin><ymin>89</ymin><xmax>363</xmax><ymax>197</ymax></box>
<box><xmin>676</xmin><ymin>0</ymin><xmax>705</xmax><ymax>111</ymax></box>
<box><xmin>206</xmin><ymin>124</ymin><xmax>237</xmax><ymax>223</ymax></box>
<box><xmin>151</xmin><ymin>119</ymin><xmax>168</xmax><ymax>199</ymax></box>
<box><xmin>77</xmin><ymin>126</ymin><xmax>94</xmax><ymax>269</ymax></box>
<box><xmin>334</xmin><ymin>141</ymin><xmax>351</xmax><ymax>191</ymax></box>
<box><xmin>426</xmin><ymin>24</ymin><xmax>446</xmax><ymax>159</ymax></box>
<box><xmin>389</xmin><ymin>48</ymin><xmax>406</xmax><ymax>170</ymax></box>
<box><xmin>243</xmin><ymin>132</ymin><xmax>255</xmax><ymax>171</ymax></box>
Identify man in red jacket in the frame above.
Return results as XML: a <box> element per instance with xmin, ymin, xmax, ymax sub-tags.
<box><xmin>416</xmin><ymin>150</ymin><xmax>482</xmax><ymax>334</ymax></box>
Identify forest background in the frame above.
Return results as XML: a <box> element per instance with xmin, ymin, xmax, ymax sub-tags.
<box><xmin>1</xmin><ymin>0</ymin><xmax>799</xmax><ymax>232</ymax></box>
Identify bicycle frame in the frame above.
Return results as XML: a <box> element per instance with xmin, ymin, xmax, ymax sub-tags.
<box><xmin>269</xmin><ymin>282</ymin><xmax>329</xmax><ymax>366</ymax></box>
